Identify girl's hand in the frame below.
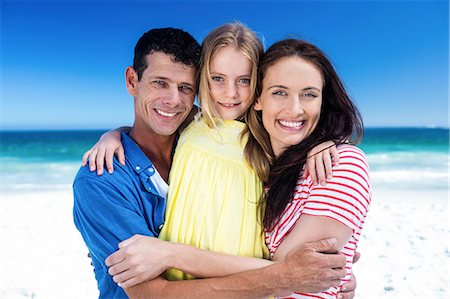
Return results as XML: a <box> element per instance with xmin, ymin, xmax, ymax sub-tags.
<box><xmin>105</xmin><ymin>235</ymin><xmax>174</xmax><ymax>288</ymax></box>
<box><xmin>81</xmin><ymin>129</ymin><xmax>126</xmax><ymax>176</ymax></box>
<box><xmin>304</xmin><ymin>141</ymin><xmax>339</xmax><ymax>186</ymax></box>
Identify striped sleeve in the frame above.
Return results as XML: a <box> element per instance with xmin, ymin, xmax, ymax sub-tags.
<box><xmin>302</xmin><ymin>145</ymin><xmax>371</xmax><ymax>232</ymax></box>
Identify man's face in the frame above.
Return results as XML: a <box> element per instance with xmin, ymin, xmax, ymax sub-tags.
<box><xmin>127</xmin><ymin>52</ymin><xmax>197</xmax><ymax>136</ymax></box>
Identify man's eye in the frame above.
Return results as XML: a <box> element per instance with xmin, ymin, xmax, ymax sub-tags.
<box><xmin>153</xmin><ymin>80</ymin><xmax>166</xmax><ymax>86</ymax></box>
<box><xmin>179</xmin><ymin>85</ymin><xmax>194</xmax><ymax>93</ymax></box>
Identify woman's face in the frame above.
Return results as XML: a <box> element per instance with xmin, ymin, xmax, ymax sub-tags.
<box><xmin>254</xmin><ymin>56</ymin><xmax>323</xmax><ymax>157</ymax></box>
<box><xmin>208</xmin><ymin>46</ymin><xmax>253</xmax><ymax>120</ymax></box>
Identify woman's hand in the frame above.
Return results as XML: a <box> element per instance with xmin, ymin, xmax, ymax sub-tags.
<box><xmin>81</xmin><ymin>128</ymin><xmax>126</xmax><ymax>176</ymax></box>
<box><xmin>105</xmin><ymin>235</ymin><xmax>174</xmax><ymax>288</ymax></box>
<box><xmin>304</xmin><ymin>141</ymin><xmax>339</xmax><ymax>186</ymax></box>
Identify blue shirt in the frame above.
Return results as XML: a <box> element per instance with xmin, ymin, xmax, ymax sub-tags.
<box><xmin>73</xmin><ymin>132</ymin><xmax>166</xmax><ymax>299</ymax></box>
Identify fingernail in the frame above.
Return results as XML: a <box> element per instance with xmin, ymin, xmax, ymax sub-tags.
<box><xmin>108</xmin><ymin>170</ymin><xmax>113</xmax><ymax>174</ymax></box>
<box><xmin>118</xmin><ymin>283</ymin><xmax>123</xmax><ymax>288</ymax></box>
<box><xmin>327</xmin><ymin>175</ymin><xmax>332</xmax><ymax>180</ymax></box>
<box><xmin>341</xmin><ymin>285</ymin><xmax>347</xmax><ymax>291</ymax></box>
<box><xmin>320</xmin><ymin>181</ymin><xmax>326</xmax><ymax>186</ymax></box>
<box><xmin>337</xmin><ymin>294</ymin><xmax>343</xmax><ymax>299</ymax></box>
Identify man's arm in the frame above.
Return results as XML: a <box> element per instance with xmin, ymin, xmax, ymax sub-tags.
<box><xmin>125</xmin><ymin>238</ymin><xmax>347</xmax><ymax>299</ymax></box>
<box><xmin>73</xmin><ymin>172</ymin><xmax>159</xmax><ymax>298</ymax></box>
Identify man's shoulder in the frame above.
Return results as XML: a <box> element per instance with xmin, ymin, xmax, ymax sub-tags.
<box><xmin>73</xmin><ymin>159</ymin><xmax>134</xmax><ymax>189</ymax></box>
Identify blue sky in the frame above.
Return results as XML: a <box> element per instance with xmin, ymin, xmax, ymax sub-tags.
<box><xmin>1</xmin><ymin>0</ymin><xmax>448</xmax><ymax>129</ymax></box>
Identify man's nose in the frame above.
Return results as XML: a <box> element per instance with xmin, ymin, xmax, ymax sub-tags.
<box><xmin>163</xmin><ymin>88</ymin><xmax>182</xmax><ymax>107</ymax></box>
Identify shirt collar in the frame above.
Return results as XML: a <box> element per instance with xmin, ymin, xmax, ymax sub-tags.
<box><xmin>121</xmin><ymin>132</ymin><xmax>155</xmax><ymax>176</ymax></box>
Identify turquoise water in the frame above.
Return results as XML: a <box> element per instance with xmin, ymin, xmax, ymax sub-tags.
<box><xmin>1</xmin><ymin>128</ymin><xmax>448</xmax><ymax>191</ymax></box>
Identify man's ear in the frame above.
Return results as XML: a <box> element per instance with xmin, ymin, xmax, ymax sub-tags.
<box><xmin>125</xmin><ymin>66</ymin><xmax>138</xmax><ymax>96</ymax></box>
<box><xmin>254</xmin><ymin>98</ymin><xmax>262</xmax><ymax>111</ymax></box>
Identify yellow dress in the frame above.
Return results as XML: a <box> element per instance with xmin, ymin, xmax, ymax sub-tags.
<box><xmin>159</xmin><ymin>118</ymin><xmax>268</xmax><ymax>280</ymax></box>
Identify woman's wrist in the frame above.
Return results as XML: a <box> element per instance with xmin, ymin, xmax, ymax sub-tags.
<box><xmin>165</xmin><ymin>241</ymin><xmax>183</xmax><ymax>270</ymax></box>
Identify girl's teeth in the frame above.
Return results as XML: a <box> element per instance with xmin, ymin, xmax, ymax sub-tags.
<box><xmin>156</xmin><ymin>109</ymin><xmax>177</xmax><ymax>117</ymax></box>
<box><xmin>279</xmin><ymin>120</ymin><xmax>303</xmax><ymax>128</ymax></box>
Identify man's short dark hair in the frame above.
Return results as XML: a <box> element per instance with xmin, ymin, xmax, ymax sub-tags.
<box><xmin>133</xmin><ymin>28</ymin><xmax>201</xmax><ymax>80</ymax></box>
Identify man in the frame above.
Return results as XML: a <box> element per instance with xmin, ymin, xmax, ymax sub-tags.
<box><xmin>74</xmin><ymin>28</ymin><xmax>354</xmax><ymax>299</ymax></box>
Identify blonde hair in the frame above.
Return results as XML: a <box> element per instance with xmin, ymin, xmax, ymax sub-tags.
<box><xmin>198</xmin><ymin>22</ymin><xmax>264</xmax><ymax>128</ymax></box>
<box><xmin>242</xmin><ymin>109</ymin><xmax>274</xmax><ymax>182</ymax></box>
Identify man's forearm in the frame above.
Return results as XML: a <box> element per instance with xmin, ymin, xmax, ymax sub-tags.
<box><xmin>125</xmin><ymin>238</ymin><xmax>347</xmax><ymax>298</ymax></box>
<box><xmin>126</xmin><ymin>263</ymin><xmax>289</xmax><ymax>299</ymax></box>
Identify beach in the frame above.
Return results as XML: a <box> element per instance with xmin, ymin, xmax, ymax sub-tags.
<box><xmin>0</xmin><ymin>128</ymin><xmax>449</xmax><ymax>298</ymax></box>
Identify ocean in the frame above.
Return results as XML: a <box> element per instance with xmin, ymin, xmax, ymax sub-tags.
<box><xmin>1</xmin><ymin>128</ymin><xmax>449</xmax><ymax>193</ymax></box>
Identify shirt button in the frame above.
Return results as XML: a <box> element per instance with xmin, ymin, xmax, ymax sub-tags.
<box><xmin>135</xmin><ymin>166</ymin><xmax>141</xmax><ymax>170</ymax></box>
<box><xmin>158</xmin><ymin>224</ymin><xmax>164</xmax><ymax>230</ymax></box>
<box><xmin>148</xmin><ymin>167</ymin><xmax>154</xmax><ymax>173</ymax></box>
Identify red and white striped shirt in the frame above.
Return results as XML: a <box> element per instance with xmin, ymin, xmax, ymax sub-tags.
<box><xmin>265</xmin><ymin>145</ymin><xmax>371</xmax><ymax>299</ymax></box>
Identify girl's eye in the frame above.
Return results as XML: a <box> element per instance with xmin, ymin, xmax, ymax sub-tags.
<box><xmin>238</xmin><ymin>78</ymin><xmax>251</xmax><ymax>85</ymax></box>
<box><xmin>272</xmin><ymin>90</ymin><xmax>287</xmax><ymax>96</ymax></box>
<box><xmin>211</xmin><ymin>76</ymin><xmax>224</xmax><ymax>82</ymax></box>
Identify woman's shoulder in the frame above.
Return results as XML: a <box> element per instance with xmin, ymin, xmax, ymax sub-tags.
<box><xmin>336</xmin><ymin>144</ymin><xmax>369</xmax><ymax>167</ymax></box>
<box><xmin>332</xmin><ymin>144</ymin><xmax>371</xmax><ymax>190</ymax></box>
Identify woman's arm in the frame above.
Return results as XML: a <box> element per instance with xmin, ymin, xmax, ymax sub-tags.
<box><xmin>81</xmin><ymin>126</ymin><xmax>130</xmax><ymax>175</ymax></box>
<box><xmin>272</xmin><ymin>215</ymin><xmax>352</xmax><ymax>261</ymax></box>
<box><xmin>275</xmin><ymin>145</ymin><xmax>370</xmax><ymax>260</ymax></box>
<box><xmin>105</xmin><ymin>235</ymin><xmax>272</xmax><ymax>288</ymax></box>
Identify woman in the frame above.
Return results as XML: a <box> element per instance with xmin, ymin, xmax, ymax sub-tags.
<box><xmin>243</xmin><ymin>38</ymin><xmax>371</xmax><ymax>298</ymax></box>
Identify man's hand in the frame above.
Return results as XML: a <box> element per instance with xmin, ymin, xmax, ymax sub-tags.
<box><xmin>276</xmin><ymin>238</ymin><xmax>347</xmax><ymax>295</ymax></box>
<box><xmin>336</xmin><ymin>251</ymin><xmax>361</xmax><ymax>299</ymax></box>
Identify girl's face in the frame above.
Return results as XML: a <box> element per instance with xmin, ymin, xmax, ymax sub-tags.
<box><xmin>209</xmin><ymin>46</ymin><xmax>253</xmax><ymax>120</ymax></box>
<box><xmin>254</xmin><ymin>56</ymin><xmax>323</xmax><ymax>157</ymax></box>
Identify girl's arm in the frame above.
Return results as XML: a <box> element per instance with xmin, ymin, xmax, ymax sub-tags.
<box><xmin>304</xmin><ymin>140</ymin><xmax>340</xmax><ymax>186</ymax></box>
<box><xmin>81</xmin><ymin>126</ymin><xmax>130</xmax><ymax>175</ymax></box>
<box><xmin>105</xmin><ymin>235</ymin><xmax>272</xmax><ymax>288</ymax></box>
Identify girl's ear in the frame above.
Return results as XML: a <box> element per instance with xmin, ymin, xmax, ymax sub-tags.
<box><xmin>125</xmin><ymin>66</ymin><xmax>138</xmax><ymax>96</ymax></box>
<box><xmin>254</xmin><ymin>98</ymin><xmax>262</xmax><ymax>111</ymax></box>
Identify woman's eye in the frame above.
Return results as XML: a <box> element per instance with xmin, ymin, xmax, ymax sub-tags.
<box><xmin>211</xmin><ymin>76</ymin><xmax>223</xmax><ymax>82</ymax></box>
<box><xmin>302</xmin><ymin>92</ymin><xmax>318</xmax><ymax>98</ymax></box>
<box><xmin>272</xmin><ymin>90</ymin><xmax>287</xmax><ymax>96</ymax></box>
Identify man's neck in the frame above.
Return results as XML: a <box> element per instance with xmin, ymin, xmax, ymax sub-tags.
<box><xmin>129</xmin><ymin>124</ymin><xmax>175</xmax><ymax>183</ymax></box>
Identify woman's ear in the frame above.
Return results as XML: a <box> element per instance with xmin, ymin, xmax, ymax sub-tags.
<box><xmin>254</xmin><ymin>98</ymin><xmax>262</xmax><ymax>111</ymax></box>
<box><xmin>125</xmin><ymin>66</ymin><xmax>138</xmax><ymax>96</ymax></box>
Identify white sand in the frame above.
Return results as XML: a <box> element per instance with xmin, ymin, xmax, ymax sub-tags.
<box><xmin>0</xmin><ymin>188</ymin><xmax>98</xmax><ymax>299</ymax></box>
<box><xmin>0</xmin><ymin>186</ymin><xmax>449</xmax><ymax>298</ymax></box>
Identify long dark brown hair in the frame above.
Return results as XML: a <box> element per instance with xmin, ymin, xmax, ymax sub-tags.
<box><xmin>243</xmin><ymin>39</ymin><xmax>364</xmax><ymax>230</ymax></box>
